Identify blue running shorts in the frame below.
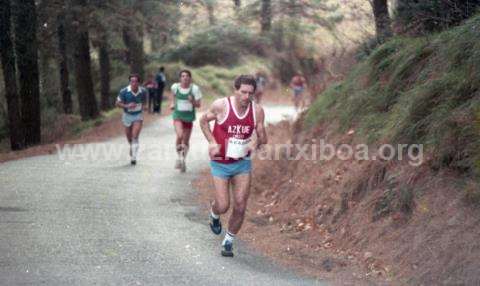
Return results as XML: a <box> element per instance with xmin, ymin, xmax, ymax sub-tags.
<box><xmin>210</xmin><ymin>159</ymin><xmax>252</xmax><ymax>179</ymax></box>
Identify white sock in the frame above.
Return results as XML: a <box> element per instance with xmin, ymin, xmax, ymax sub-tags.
<box><xmin>210</xmin><ymin>208</ymin><xmax>219</xmax><ymax>220</ymax></box>
<box><xmin>222</xmin><ymin>231</ymin><xmax>235</xmax><ymax>246</ymax></box>
<box><xmin>131</xmin><ymin>138</ymin><xmax>139</xmax><ymax>160</ymax></box>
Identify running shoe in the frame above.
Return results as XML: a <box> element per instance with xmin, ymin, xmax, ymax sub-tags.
<box><xmin>174</xmin><ymin>159</ymin><xmax>181</xmax><ymax>169</ymax></box>
<box><xmin>180</xmin><ymin>159</ymin><xmax>186</xmax><ymax>173</ymax></box>
<box><xmin>209</xmin><ymin>215</ymin><xmax>222</xmax><ymax>235</ymax></box>
<box><xmin>221</xmin><ymin>241</ymin><xmax>234</xmax><ymax>257</ymax></box>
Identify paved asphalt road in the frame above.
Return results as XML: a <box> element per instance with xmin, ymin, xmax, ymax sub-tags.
<box><xmin>0</xmin><ymin>106</ymin><xmax>327</xmax><ymax>285</ymax></box>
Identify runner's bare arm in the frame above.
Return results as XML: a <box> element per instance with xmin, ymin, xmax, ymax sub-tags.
<box><xmin>200</xmin><ymin>99</ymin><xmax>225</xmax><ymax>159</ymax></box>
<box><xmin>199</xmin><ymin>99</ymin><xmax>223</xmax><ymax>144</ymax></box>
<box><xmin>255</xmin><ymin>105</ymin><xmax>268</xmax><ymax>147</ymax></box>
<box><xmin>188</xmin><ymin>85</ymin><xmax>201</xmax><ymax>108</ymax></box>
<box><xmin>169</xmin><ymin>91</ymin><xmax>175</xmax><ymax>110</ymax></box>
<box><xmin>116</xmin><ymin>97</ymin><xmax>134</xmax><ymax>109</ymax></box>
<box><xmin>189</xmin><ymin>95</ymin><xmax>201</xmax><ymax>108</ymax></box>
<box><xmin>115</xmin><ymin>99</ymin><xmax>124</xmax><ymax>108</ymax></box>
<box><xmin>194</xmin><ymin>98</ymin><xmax>201</xmax><ymax>108</ymax></box>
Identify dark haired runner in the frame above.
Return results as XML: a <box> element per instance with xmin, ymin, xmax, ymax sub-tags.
<box><xmin>116</xmin><ymin>74</ymin><xmax>147</xmax><ymax>165</ymax></box>
<box><xmin>199</xmin><ymin>75</ymin><xmax>267</xmax><ymax>257</ymax></box>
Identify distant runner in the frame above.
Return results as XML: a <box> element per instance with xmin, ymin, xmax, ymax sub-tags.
<box><xmin>199</xmin><ymin>75</ymin><xmax>267</xmax><ymax>257</ymax></box>
<box><xmin>170</xmin><ymin>70</ymin><xmax>202</xmax><ymax>172</ymax></box>
<box><xmin>155</xmin><ymin>66</ymin><xmax>167</xmax><ymax>114</ymax></box>
<box><xmin>290</xmin><ymin>74</ymin><xmax>307</xmax><ymax>110</ymax></box>
<box><xmin>254</xmin><ymin>71</ymin><xmax>267</xmax><ymax>104</ymax></box>
<box><xmin>143</xmin><ymin>74</ymin><xmax>158</xmax><ymax>113</ymax></box>
<box><xmin>116</xmin><ymin>74</ymin><xmax>147</xmax><ymax>165</ymax></box>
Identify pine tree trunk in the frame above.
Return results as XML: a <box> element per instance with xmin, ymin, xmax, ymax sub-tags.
<box><xmin>372</xmin><ymin>0</ymin><xmax>392</xmax><ymax>41</ymax></box>
<box><xmin>12</xmin><ymin>0</ymin><xmax>41</xmax><ymax>146</ymax></box>
<box><xmin>72</xmin><ymin>1</ymin><xmax>99</xmax><ymax>120</ymax></box>
<box><xmin>37</xmin><ymin>0</ymin><xmax>60</xmax><ymax>111</ymax></box>
<box><xmin>261</xmin><ymin>0</ymin><xmax>271</xmax><ymax>33</ymax></box>
<box><xmin>99</xmin><ymin>34</ymin><xmax>111</xmax><ymax>111</ymax></box>
<box><xmin>56</xmin><ymin>11</ymin><xmax>72</xmax><ymax>114</ymax></box>
<box><xmin>287</xmin><ymin>0</ymin><xmax>299</xmax><ymax>52</ymax></box>
<box><xmin>150</xmin><ymin>33</ymin><xmax>160</xmax><ymax>53</ymax></box>
<box><xmin>39</xmin><ymin>49</ymin><xmax>58</xmax><ymax>109</ymax></box>
<box><xmin>273</xmin><ymin>14</ymin><xmax>285</xmax><ymax>51</ymax></box>
<box><xmin>232</xmin><ymin>0</ymin><xmax>241</xmax><ymax>20</ymax></box>
<box><xmin>206</xmin><ymin>1</ymin><xmax>216</xmax><ymax>26</ymax></box>
<box><xmin>0</xmin><ymin>0</ymin><xmax>25</xmax><ymax>150</ymax></box>
<box><xmin>122</xmin><ymin>25</ymin><xmax>145</xmax><ymax>81</ymax></box>
<box><xmin>121</xmin><ymin>0</ymin><xmax>146</xmax><ymax>80</ymax></box>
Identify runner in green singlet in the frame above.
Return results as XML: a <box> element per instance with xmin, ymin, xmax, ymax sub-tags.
<box><xmin>170</xmin><ymin>69</ymin><xmax>202</xmax><ymax>172</ymax></box>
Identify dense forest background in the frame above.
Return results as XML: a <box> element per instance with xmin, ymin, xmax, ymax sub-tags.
<box><xmin>1</xmin><ymin>0</ymin><xmax>479</xmax><ymax>151</ymax></box>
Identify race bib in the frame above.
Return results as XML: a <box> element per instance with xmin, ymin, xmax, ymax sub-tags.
<box><xmin>128</xmin><ymin>103</ymin><xmax>142</xmax><ymax>112</ymax></box>
<box><xmin>177</xmin><ymin>99</ymin><xmax>193</xmax><ymax>111</ymax></box>
<box><xmin>226</xmin><ymin>137</ymin><xmax>251</xmax><ymax>159</ymax></box>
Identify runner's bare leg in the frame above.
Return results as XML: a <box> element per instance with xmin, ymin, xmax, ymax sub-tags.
<box><xmin>212</xmin><ymin>176</ymin><xmax>230</xmax><ymax>216</ymax></box>
<box><xmin>182</xmin><ymin>126</ymin><xmax>193</xmax><ymax>158</ymax></box>
<box><xmin>125</xmin><ymin>126</ymin><xmax>133</xmax><ymax>156</ymax></box>
<box><xmin>173</xmin><ymin>120</ymin><xmax>184</xmax><ymax>155</ymax></box>
<box><xmin>131</xmin><ymin>121</ymin><xmax>143</xmax><ymax>139</ymax></box>
<box><xmin>125</xmin><ymin>127</ymin><xmax>132</xmax><ymax>142</ymax></box>
<box><xmin>227</xmin><ymin>172</ymin><xmax>251</xmax><ymax>234</ymax></box>
<box><xmin>131</xmin><ymin>121</ymin><xmax>143</xmax><ymax>161</ymax></box>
